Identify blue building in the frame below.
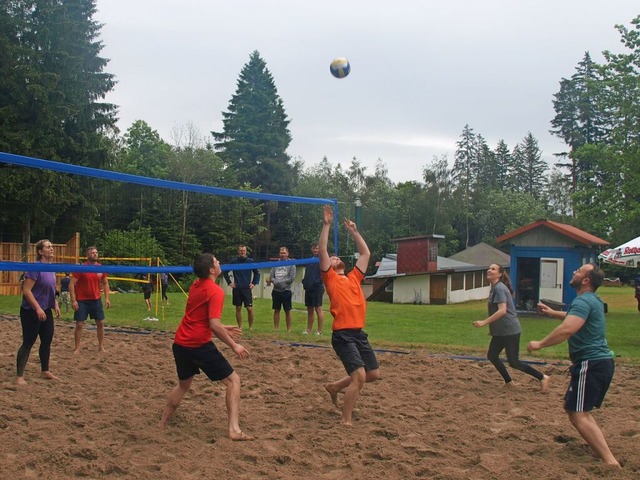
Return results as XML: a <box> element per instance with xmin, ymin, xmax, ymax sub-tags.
<box><xmin>496</xmin><ymin>220</ymin><xmax>609</xmax><ymax>310</ymax></box>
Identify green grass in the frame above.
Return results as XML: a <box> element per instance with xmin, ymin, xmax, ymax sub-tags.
<box><xmin>1</xmin><ymin>286</ymin><xmax>638</xmax><ymax>362</ymax></box>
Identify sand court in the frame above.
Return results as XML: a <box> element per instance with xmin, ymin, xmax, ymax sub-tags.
<box><xmin>1</xmin><ymin>314</ymin><xmax>638</xmax><ymax>479</ymax></box>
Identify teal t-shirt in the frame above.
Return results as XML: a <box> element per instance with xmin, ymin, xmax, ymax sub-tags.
<box><xmin>566</xmin><ymin>292</ymin><xmax>613</xmax><ymax>362</ymax></box>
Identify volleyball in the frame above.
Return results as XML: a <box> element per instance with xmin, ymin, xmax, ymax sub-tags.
<box><xmin>330</xmin><ymin>57</ymin><xmax>350</xmax><ymax>79</ymax></box>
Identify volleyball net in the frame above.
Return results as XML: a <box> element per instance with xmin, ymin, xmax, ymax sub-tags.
<box><xmin>0</xmin><ymin>151</ymin><xmax>339</xmax><ymax>277</ymax></box>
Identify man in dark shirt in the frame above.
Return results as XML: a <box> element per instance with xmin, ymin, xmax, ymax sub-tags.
<box><xmin>223</xmin><ymin>245</ymin><xmax>260</xmax><ymax>330</ymax></box>
<box><xmin>301</xmin><ymin>242</ymin><xmax>324</xmax><ymax>335</ymax></box>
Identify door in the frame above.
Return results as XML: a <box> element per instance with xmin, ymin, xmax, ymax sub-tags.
<box><xmin>430</xmin><ymin>275</ymin><xmax>447</xmax><ymax>305</ymax></box>
<box><xmin>539</xmin><ymin>257</ymin><xmax>563</xmax><ymax>303</ymax></box>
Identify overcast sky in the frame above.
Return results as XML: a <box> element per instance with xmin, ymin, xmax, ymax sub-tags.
<box><xmin>95</xmin><ymin>1</ymin><xmax>638</xmax><ymax>184</ymax></box>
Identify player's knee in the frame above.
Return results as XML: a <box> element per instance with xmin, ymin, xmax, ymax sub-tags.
<box><xmin>366</xmin><ymin>369</ymin><xmax>381</xmax><ymax>383</ymax></box>
<box><xmin>224</xmin><ymin>371</ymin><xmax>241</xmax><ymax>389</ymax></box>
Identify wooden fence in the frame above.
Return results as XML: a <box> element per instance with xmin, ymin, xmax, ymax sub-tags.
<box><xmin>0</xmin><ymin>233</ymin><xmax>80</xmax><ymax>295</ymax></box>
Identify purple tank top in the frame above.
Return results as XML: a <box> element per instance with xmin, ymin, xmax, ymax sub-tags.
<box><xmin>21</xmin><ymin>263</ymin><xmax>57</xmax><ymax>310</ymax></box>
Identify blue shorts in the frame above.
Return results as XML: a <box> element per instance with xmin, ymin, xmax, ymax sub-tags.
<box><xmin>271</xmin><ymin>290</ymin><xmax>292</xmax><ymax>312</ymax></box>
<box><xmin>565</xmin><ymin>358</ymin><xmax>614</xmax><ymax>412</ymax></box>
<box><xmin>74</xmin><ymin>299</ymin><xmax>105</xmax><ymax>322</ymax></box>
<box><xmin>304</xmin><ymin>289</ymin><xmax>324</xmax><ymax>308</ymax></box>
<box><xmin>172</xmin><ymin>342</ymin><xmax>234</xmax><ymax>381</ymax></box>
<box><xmin>232</xmin><ymin>288</ymin><xmax>253</xmax><ymax>308</ymax></box>
<box><xmin>332</xmin><ymin>329</ymin><xmax>379</xmax><ymax>375</ymax></box>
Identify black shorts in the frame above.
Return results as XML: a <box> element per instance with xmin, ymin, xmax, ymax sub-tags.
<box><xmin>172</xmin><ymin>342</ymin><xmax>234</xmax><ymax>381</ymax></box>
<box><xmin>304</xmin><ymin>289</ymin><xmax>324</xmax><ymax>308</ymax></box>
<box><xmin>74</xmin><ymin>299</ymin><xmax>105</xmax><ymax>322</ymax></box>
<box><xmin>332</xmin><ymin>329</ymin><xmax>379</xmax><ymax>375</ymax></box>
<box><xmin>232</xmin><ymin>288</ymin><xmax>253</xmax><ymax>308</ymax></box>
<box><xmin>565</xmin><ymin>358</ymin><xmax>614</xmax><ymax>412</ymax></box>
<box><xmin>143</xmin><ymin>289</ymin><xmax>152</xmax><ymax>300</ymax></box>
<box><xmin>271</xmin><ymin>290</ymin><xmax>292</xmax><ymax>312</ymax></box>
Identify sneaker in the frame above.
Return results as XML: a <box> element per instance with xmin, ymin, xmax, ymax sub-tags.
<box><xmin>314</xmin><ymin>331</ymin><xmax>322</xmax><ymax>335</ymax></box>
<box><xmin>302</xmin><ymin>330</ymin><xmax>309</xmax><ymax>335</ymax></box>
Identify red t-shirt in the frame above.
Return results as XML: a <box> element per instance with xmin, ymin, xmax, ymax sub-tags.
<box><xmin>321</xmin><ymin>267</ymin><xmax>366</xmax><ymax>331</ymax></box>
<box><xmin>73</xmin><ymin>263</ymin><xmax>107</xmax><ymax>301</ymax></box>
<box><xmin>174</xmin><ymin>278</ymin><xmax>224</xmax><ymax>348</ymax></box>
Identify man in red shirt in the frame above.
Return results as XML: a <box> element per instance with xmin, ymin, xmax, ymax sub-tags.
<box><xmin>69</xmin><ymin>246</ymin><xmax>110</xmax><ymax>354</ymax></box>
<box><xmin>159</xmin><ymin>253</ymin><xmax>254</xmax><ymax>441</ymax></box>
<box><xmin>319</xmin><ymin>205</ymin><xmax>380</xmax><ymax>426</ymax></box>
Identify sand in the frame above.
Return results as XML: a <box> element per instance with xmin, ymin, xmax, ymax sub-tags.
<box><xmin>1</xmin><ymin>314</ymin><xmax>639</xmax><ymax>479</ymax></box>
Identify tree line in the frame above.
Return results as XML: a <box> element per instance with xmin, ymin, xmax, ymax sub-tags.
<box><xmin>1</xmin><ymin>2</ymin><xmax>638</xmax><ymax>275</ymax></box>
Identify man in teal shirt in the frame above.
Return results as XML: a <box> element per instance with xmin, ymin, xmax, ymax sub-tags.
<box><xmin>528</xmin><ymin>263</ymin><xmax>618</xmax><ymax>467</ymax></box>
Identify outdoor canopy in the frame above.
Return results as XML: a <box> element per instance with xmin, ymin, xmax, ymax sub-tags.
<box><xmin>599</xmin><ymin>236</ymin><xmax>640</xmax><ymax>268</ymax></box>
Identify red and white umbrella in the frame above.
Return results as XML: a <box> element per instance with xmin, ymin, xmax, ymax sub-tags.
<box><xmin>599</xmin><ymin>236</ymin><xmax>640</xmax><ymax>268</ymax></box>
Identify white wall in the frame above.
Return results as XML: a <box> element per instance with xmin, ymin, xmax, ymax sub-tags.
<box><xmin>220</xmin><ymin>267</ymin><xmax>305</xmax><ymax>304</ymax></box>
<box><xmin>393</xmin><ymin>272</ymin><xmax>491</xmax><ymax>304</ymax></box>
<box><xmin>393</xmin><ymin>276</ymin><xmax>431</xmax><ymax>304</ymax></box>
<box><xmin>449</xmin><ymin>285</ymin><xmax>490</xmax><ymax>303</ymax></box>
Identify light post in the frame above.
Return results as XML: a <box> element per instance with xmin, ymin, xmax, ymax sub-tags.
<box><xmin>353</xmin><ymin>198</ymin><xmax>362</xmax><ymax>260</ymax></box>
<box><xmin>354</xmin><ymin>198</ymin><xmax>362</xmax><ymax>230</ymax></box>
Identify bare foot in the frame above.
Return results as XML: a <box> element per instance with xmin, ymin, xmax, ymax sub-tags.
<box><xmin>324</xmin><ymin>383</ymin><xmax>339</xmax><ymax>408</ymax></box>
<box><xmin>540</xmin><ymin>374</ymin><xmax>550</xmax><ymax>393</ymax></box>
<box><xmin>502</xmin><ymin>381</ymin><xmax>516</xmax><ymax>388</ymax></box>
<box><xmin>229</xmin><ymin>431</ymin><xmax>255</xmax><ymax>441</ymax></box>
<box><xmin>73</xmin><ymin>349</ymin><xmax>81</xmax><ymax>355</ymax></box>
<box><xmin>341</xmin><ymin>420</ymin><xmax>353</xmax><ymax>427</ymax></box>
<box><xmin>41</xmin><ymin>371</ymin><xmax>59</xmax><ymax>380</ymax></box>
<box><xmin>16</xmin><ymin>377</ymin><xmax>27</xmax><ymax>386</ymax></box>
<box><xmin>99</xmin><ymin>347</ymin><xmax>107</xmax><ymax>353</ymax></box>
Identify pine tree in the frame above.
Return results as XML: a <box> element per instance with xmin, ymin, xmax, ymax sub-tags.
<box><xmin>452</xmin><ymin>125</ymin><xmax>478</xmax><ymax>247</ymax></box>
<box><xmin>549</xmin><ymin>52</ymin><xmax>607</xmax><ymax>197</ymax></box>
<box><xmin>550</xmin><ymin>52</ymin><xmax>607</xmax><ymax>150</ymax></box>
<box><xmin>0</xmin><ymin>0</ymin><xmax>117</xmax><ymax>250</ymax></box>
<box><xmin>493</xmin><ymin>140</ymin><xmax>513</xmax><ymax>190</ymax></box>
<box><xmin>475</xmin><ymin>134</ymin><xmax>497</xmax><ymax>191</ymax></box>
<box><xmin>512</xmin><ymin>133</ymin><xmax>547</xmax><ymax>199</ymax></box>
<box><xmin>0</xmin><ymin>0</ymin><xmax>117</xmax><ymax>165</ymax></box>
<box><xmin>212</xmin><ymin>50</ymin><xmax>294</xmax><ymax>195</ymax></box>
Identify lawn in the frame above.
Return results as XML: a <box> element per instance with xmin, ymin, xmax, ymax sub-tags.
<box><xmin>1</xmin><ymin>285</ymin><xmax>638</xmax><ymax>362</ymax></box>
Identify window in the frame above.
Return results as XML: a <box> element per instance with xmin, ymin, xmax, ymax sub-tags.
<box><xmin>451</xmin><ymin>273</ymin><xmax>464</xmax><ymax>291</ymax></box>
<box><xmin>474</xmin><ymin>271</ymin><xmax>484</xmax><ymax>289</ymax></box>
<box><xmin>428</xmin><ymin>244</ymin><xmax>438</xmax><ymax>263</ymax></box>
<box><xmin>465</xmin><ymin>272</ymin><xmax>474</xmax><ymax>290</ymax></box>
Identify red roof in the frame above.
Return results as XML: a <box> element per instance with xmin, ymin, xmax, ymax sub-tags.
<box><xmin>496</xmin><ymin>219</ymin><xmax>609</xmax><ymax>247</ymax></box>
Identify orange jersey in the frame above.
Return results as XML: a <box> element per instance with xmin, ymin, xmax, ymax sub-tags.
<box><xmin>321</xmin><ymin>267</ymin><xmax>366</xmax><ymax>331</ymax></box>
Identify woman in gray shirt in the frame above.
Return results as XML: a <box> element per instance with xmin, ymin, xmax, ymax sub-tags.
<box><xmin>473</xmin><ymin>264</ymin><xmax>550</xmax><ymax>391</ymax></box>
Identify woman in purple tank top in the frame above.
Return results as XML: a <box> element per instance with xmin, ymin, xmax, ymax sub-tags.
<box><xmin>16</xmin><ymin>239</ymin><xmax>61</xmax><ymax>385</ymax></box>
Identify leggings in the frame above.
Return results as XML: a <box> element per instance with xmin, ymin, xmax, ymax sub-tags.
<box><xmin>17</xmin><ymin>307</ymin><xmax>55</xmax><ymax>376</ymax></box>
<box><xmin>487</xmin><ymin>333</ymin><xmax>544</xmax><ymax>383</ymax></box>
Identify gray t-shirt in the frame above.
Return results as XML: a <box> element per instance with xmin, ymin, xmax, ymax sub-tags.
<box><xmin>270</xmin><ymin>264</ymin><xmax>296</xmax><ymax>292</ymax></box>
<box><xmin>487</xmin><ymin>281</ymin><xmax>521</xmax><ymax>336</ymax></box>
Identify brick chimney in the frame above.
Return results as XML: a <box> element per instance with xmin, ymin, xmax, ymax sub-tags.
<box><xmin>393</xmin><ymin>235</ymin><xmax>444</xmax><ymax>274</ymax></box>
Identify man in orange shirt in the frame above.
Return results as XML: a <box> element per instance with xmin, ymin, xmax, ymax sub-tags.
<box><xmin>319</xmin><ymin>205</ymin><xmax>380</xmax><ymax>426</ymax></box>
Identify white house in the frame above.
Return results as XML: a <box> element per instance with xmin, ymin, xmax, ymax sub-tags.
<box><xmin>368</xmin><ymin>238</ymin><xmax>510</xmax><ymax>305</ymax></box>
